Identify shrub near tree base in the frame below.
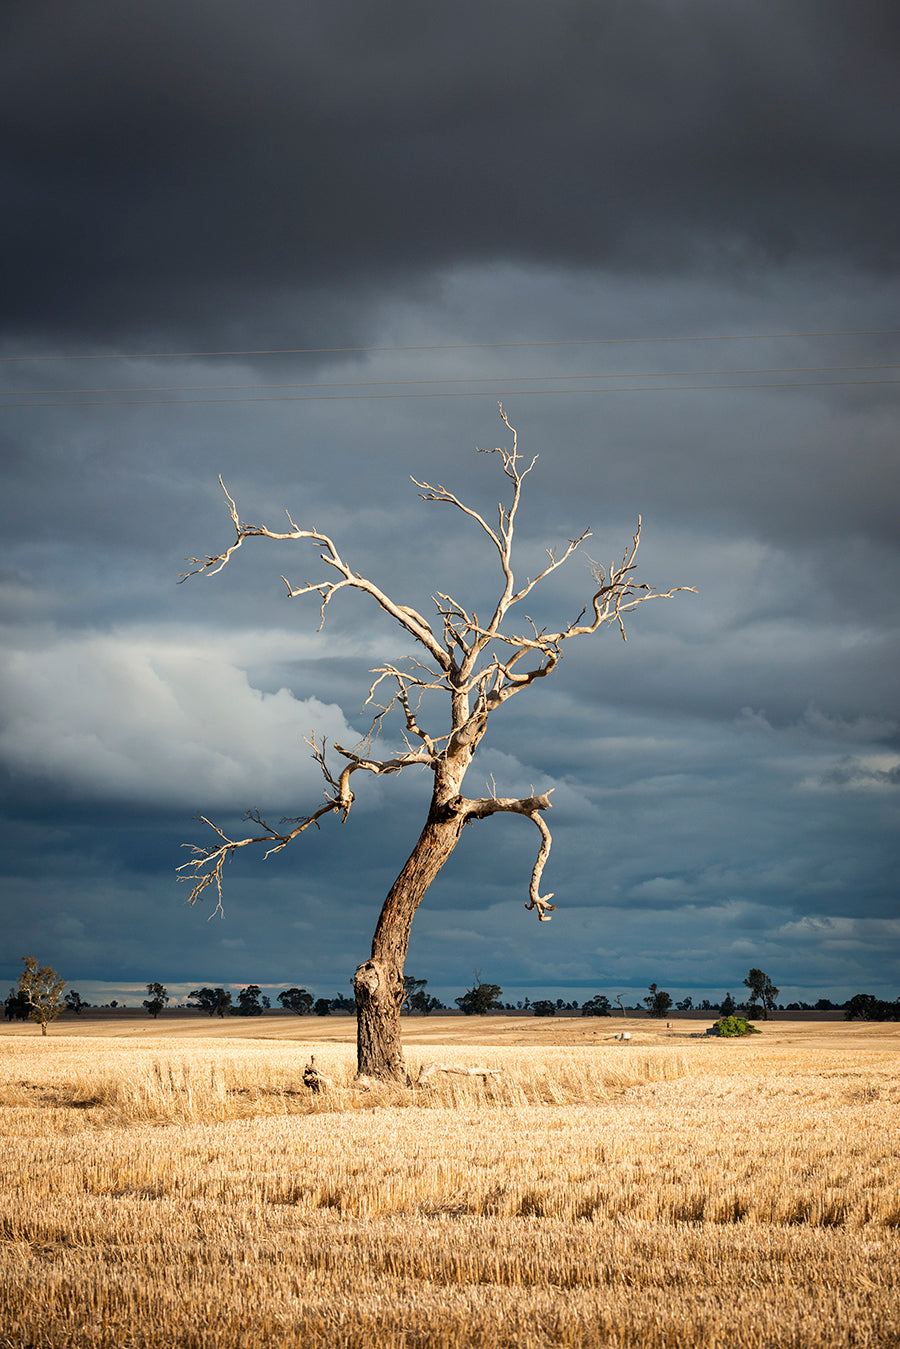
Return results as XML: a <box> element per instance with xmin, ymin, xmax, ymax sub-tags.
<box><xmin>712</xmin><ymin>1015</ymin><xmax>761</xmax><ymax>1037</ymax></box>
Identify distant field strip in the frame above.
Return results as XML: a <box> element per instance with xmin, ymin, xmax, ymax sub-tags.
<box><xmin>1</xmin><ymin>1034</ymin><xmax>898</xmax><ymax>1348</ymax></box>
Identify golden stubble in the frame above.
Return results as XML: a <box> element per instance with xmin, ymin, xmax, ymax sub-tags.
<box><xmin>1</xmin><ymin>1021</ymin><xmax>898</xmax><ymax>1349</ymax></box>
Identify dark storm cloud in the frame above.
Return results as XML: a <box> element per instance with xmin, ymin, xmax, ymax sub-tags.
<box><xmin>2</xmin><ymin>0</ymin><xmax>898</xmax><ymax>347</ymax></box>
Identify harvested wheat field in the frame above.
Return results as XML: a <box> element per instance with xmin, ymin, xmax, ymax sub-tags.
<box><xmin>1</xmin><ymin>1017</ymin><xmax>898</xmax><ymax>1349</ymax></box>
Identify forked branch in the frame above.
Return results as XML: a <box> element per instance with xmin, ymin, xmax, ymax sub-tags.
<box><xmin>177</xmin><ymin>737</ymin><xmax>354</xmax><ymax>914</ymax></box>
<box><xmin>180</xmin><ymin>477</ymin><xmax>451</xmax><ymax>671</ymax></box>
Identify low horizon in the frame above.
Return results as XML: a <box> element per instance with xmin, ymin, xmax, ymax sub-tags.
<box><xmin>7</xmin><ymin>976</ymin><xmax>895</xmax><ymax>1011</ymax></box>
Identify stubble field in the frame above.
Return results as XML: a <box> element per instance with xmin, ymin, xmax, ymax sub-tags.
<box><xmin>1</xmin><ymin>1015</ymin><xmax>898</xmax><ymax>1349</ymax></box>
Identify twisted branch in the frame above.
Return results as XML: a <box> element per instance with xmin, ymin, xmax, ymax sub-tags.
<box><xmin>459</xmin><ymin>789</ymin><xmax>557</xmax><ymax>920</ymax></box>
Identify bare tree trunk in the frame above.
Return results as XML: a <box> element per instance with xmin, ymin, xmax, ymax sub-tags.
<box><xmin>353</xmin><ymin>787</ymin><xmax>468</xmax><ymax>1080</ymax></box>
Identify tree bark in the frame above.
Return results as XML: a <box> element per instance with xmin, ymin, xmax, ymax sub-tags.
<box><xmin>353</xmin><ymin>784</ymin><xmax>468</xmax><ymax>1080</ymax></box>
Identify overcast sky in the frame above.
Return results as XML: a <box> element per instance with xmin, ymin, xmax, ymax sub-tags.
<box><xmin>1</xmin><ymin>0</ymin><xmax>898</xmax><ymax>1010</ymax></box>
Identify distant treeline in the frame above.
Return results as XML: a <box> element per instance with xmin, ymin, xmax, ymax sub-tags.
<box><xmin>5</xmin><ymin>984</ymin><xmax>899</xmax><ymax>1023</ymax></box>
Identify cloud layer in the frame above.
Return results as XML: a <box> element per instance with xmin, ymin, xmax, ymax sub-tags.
<box><xmin>1</xmin><ymin>627</ymin><xmax>362</xmax><ymax>807</ymax></box>
<box><xmin>2</xmin><ymin>1</ymin><xmax>898</xmax><ymax>346</ymax></box>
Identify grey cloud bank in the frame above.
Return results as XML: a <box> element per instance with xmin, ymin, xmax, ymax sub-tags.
<box><xmin>3</xmin><ymin>0</ymin><xmax>898</xmax><ymax>349</ymax></box>
<box><xmin>0</xmin><ymin>2</ymin><xmax>897</xmax><ymax>1005</ymax></box>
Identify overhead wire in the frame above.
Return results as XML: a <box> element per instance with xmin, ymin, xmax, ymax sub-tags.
<box><xmin>1</xmin><ymin>362</ymin><xmax>898</xmax><ymax>401</ymax></box>
<box><xmin>1</xmin><ymin>327</ymin><xmax>899</xmax><ymax>364</ymax></box>
<box><xmin>3</xmin><ymin>377</ymin><xmax>898</xmax><ymax>408</ymax></box>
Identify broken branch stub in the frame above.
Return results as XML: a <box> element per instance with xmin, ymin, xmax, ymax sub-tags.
<box><xmin>302</xmin><ymin>1055</ymin><xmax>332</xmax><ymax>1093</ymax></box>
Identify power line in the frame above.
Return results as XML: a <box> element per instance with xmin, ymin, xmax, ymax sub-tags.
<box><xmin>2</xmin><ymin>362</ymin><xmax>898</xmax><ymax>401</ymax></box>
<box><xmin>1</xmin><ymin>328</ymin><xmax>899</xmax><ymax>364</ymax></box>
<box><xmin>3</xmin><ymin>377</ymin><xmax>898</xmax><ymax>409</ymax></box>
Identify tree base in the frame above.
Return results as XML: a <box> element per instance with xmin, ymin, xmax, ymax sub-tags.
<box><xmin>353</xmin><ymin>958</ymin><xmax>407</xmax><ymax>1081</ymax></box>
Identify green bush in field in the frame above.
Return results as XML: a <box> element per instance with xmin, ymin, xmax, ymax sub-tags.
<box><xmin>712</xmin><ymin>1015</ymin><xmax>761</xmax><ymax>1037</ymax></box>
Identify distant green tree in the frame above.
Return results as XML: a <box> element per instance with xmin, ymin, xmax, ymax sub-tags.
<box><xmin>676</xmin><ymin>996</ymin><xmax>693</xmax><ymax>1011</ymax></box>
<box><xmin>142</xmin><ymin>982</ymin><xmax>169</xmax><ymax>1018</ymax></box>
<box><xmin>4</xmin><ymin>989</ymin><xmax>30</xmax><ymax>1022</ymax></box>
<box><xmin>845</xmin><ymin>993</ymin><xmax>880</xmax><ymax>1020</ymax></box>
<box><xmin>17</xmin><ymin>956</ymin><xmax>65</xmax><ymax>1036</ymax></box>
<box><xmin>410</xmin><ymin>990</ymin><xmax>443</xmax><ymax>1015</ymax></box>
<box><xmin>402</xmin><ymin>975</ymin><xmax>428</xmax><ymax>1015</ymax></box>
<box><xmin>643</xmin><ymin>983</ymin><xmax>673</xmax><ymax>1018</ymax></box>
<box><xmin>845</xmin><ymin>993</ymin><xmax>899</xmax><ymax>1021</ymax></box>
<box><xmin>531</xmin><ymin>999</ymin><xmax>556</xmax><ymax>1016</ymax></box>
<box><xmin>237</xmin><ymin>985</ymin><xmax>262</xmax><ymax>1016</ymax></box>
<box><xmin>189</xmin><ymin>986</ymin><xmax>232</xmax><ymax>1016</ymax></box>
<box><xmin>188</xmin><ymin>987</ymin><xmax>215</xmax><ymax>1014</ymax></box>
<box><xmin>455</xmin><ymin>974</ymin><xmax>503</xmax><ymax>1016</ymax></box>
<box><xmin>64</xmin><ymin>990</ymin><xmax>86</xmax><ymax>1015</ymax></box>
<box><xmin>581</xmin><ymin>995</ymin><xmax>612</xmax><ymax>1017</ymax></box>
<box><xmin>743</xmin><ymin>968</ymin><xmax>778</xmax><ymax>1020</ymax></box>
<box><xmin>277</xmin><ymin>987</ymin><xmax>314</xmax><ymax>1015</ymax></box>
<box><xmin>314</xmin><ymin>997</ymin><xmax>331</xmax><ymax>1016</ymax></box>
<box><xmin>720</xmin><ymin>992</ymin><xmax>737</xmax><ymax>1016</ymax></box>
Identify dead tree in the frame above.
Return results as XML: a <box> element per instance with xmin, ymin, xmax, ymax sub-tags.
<box><xmin>179</xmin><ymin>410</ymin><xmax>692</xmax><ymax>1081</ymax></box>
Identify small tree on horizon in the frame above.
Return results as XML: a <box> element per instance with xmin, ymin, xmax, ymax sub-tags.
<box><xmin>179</xmin><ymin>412</ymin><xmax>691</xmax><ymax>1080</ymax></box>
<box><xmin>845</xmin><ymin>993</ymin><xmax>900</xmax><ymax>1021</ymax></box>
<box><xmin>402</xmin><ymin>976</ymin><xmax>428</xmax><ymax>1016</ymax></box>
<box><xmin>237</xmin><ymin>985</ymin><xmax>263</xmax><ymax>1015</ymax></box>
<box><xmin>4</xmin><ymin>990</ymin><xmax>30</xmax><ymax>1022</ymax></box>
<box><xmin>456</xmin><ymin>974</ymin><xmax>503</xmax><ymax>1016</ymax></box>
<box><xmin>743</xmin><ymin>968</ymin><xmax>779</xmax><ymax>1020</ymax></box>
<box><xmin>277</xmin><ymin>987</ymin><xmax>314</xmax><ymax>1015</ymax></box>
<box><xmin>17</xmin><ymin>956</ymin><xmax>65</xmax><ymax>1036</ymax></box>
<box><xmin>644</xmin><ymin>983</ymin><xmax>673</xmax><ymax>1018</ymax></box>
<box><xmin>410</xmin><ymin>989</ymin><xmax>443</xmax><ymax>1015</ymax></box>
<box><xmin>142</xmin><ymin>982</ymin><xmax>169</xmax><ymax>1018</ymax></box>
<box><xmin>189</xmin><ymin>986</ymin><xmax>232</xmax><ymax>1016</ymax></box>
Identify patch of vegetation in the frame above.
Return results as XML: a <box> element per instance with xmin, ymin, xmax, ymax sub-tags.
<box><xmin>712</xmin><ymin>1015</ymin><xmax>761</xmax><ymax>1037</ymax></box>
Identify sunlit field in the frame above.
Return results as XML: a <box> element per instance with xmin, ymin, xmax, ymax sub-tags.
<box><xmin>1</xmin><ymin>1016</ymin><xmax>898</xmax><ymax>1348</ymax></box>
